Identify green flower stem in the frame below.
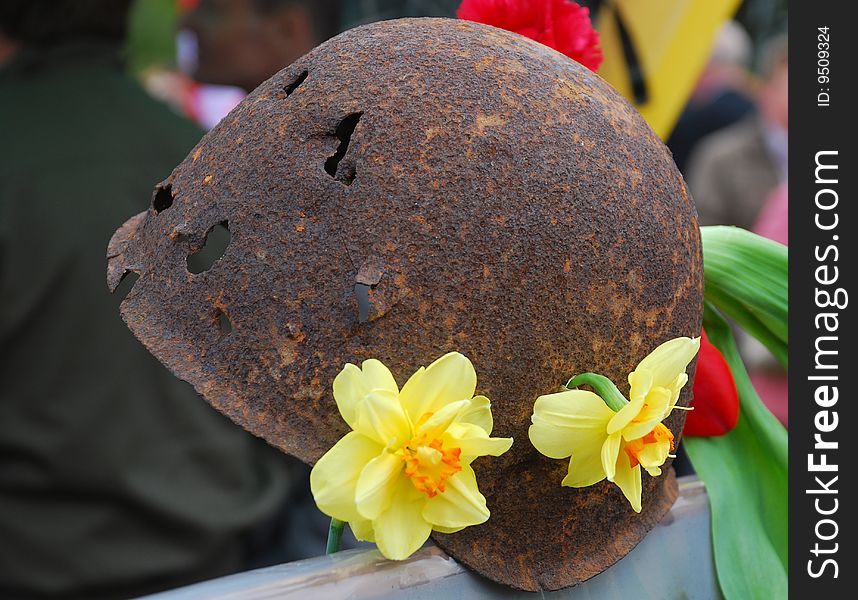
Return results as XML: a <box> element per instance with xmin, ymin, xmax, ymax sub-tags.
<box><xmin>326</xmin><ymin>518</ymin><xmax>345</xmax><ymax>555</ymax></box>
<box><xmin>566</xmin><ymin>373</ymin><xmax>629</xmax><ymax>412</ymax></box>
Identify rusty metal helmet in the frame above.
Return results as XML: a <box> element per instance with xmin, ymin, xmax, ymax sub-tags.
<box><xmin>108</xmin><ymin>18</ymin><xmax>702</xmax><ymax>591</ymax></box>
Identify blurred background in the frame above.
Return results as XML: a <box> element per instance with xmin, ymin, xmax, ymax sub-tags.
<box><xmin>0</xmin><ymin>1</ymin><xmax>786</xmax><ymax>598</ymax></box>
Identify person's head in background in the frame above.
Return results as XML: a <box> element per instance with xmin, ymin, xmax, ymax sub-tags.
<box><xmin>757</xmin><ymin>34</ymin><xmax>788</xmax><ymax>131</ymax></box>
<box><xmin>182</xmin><ymin>0</ymin><xmax>341</xmax><ymax>92</ymax></box>
<box><xmin>0</xmin><ymin>0</ymin><xmax>133</xmax><ymax>62</ymax></box>
<box><xmin>692</xmin><ymin>20</ymin><xmax>753</xmax><ymax>101</ymax></box>
<box><xmin>710</xmin><ymin>21</ymin><xmax>753</xmax><ymax>70</ymax></box>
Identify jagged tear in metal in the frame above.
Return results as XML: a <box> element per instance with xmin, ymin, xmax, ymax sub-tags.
<box><xmin>107</xmin><ymin>18</ymin><xmax>703</xmax><ymax>592</ymax></box>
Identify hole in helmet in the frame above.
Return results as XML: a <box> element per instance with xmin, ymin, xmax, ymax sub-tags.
<box><xmin>153</xmin><ymin>184</ymin><xmax>174</xmax><ymax>213</ymax></box>
<box><xmin>325</xmin><ymin>112</ymin><xmax>362</xmax><ymax>185</ymax></box>
<box><xmin>187</xmin><ymin>221</ymin><xmax>230</xmax><ymax>274</ymax></box>
<box><xmin>113</xmin><ymin>270</ymin><xmax>140</xmax><ymax>302</ymax></box>
<box><xmin>284</xmin><ymin>70</ymin><xmax>308</xmax><ymax>96</ymax></box>
<box><xmin>355</xmin><ymin>283</ymin><xmax>372</xmax><ymax>323</ymax></box>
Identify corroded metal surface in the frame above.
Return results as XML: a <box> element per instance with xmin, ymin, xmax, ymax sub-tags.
<box><xmin>107</xmin><ymin>18</ymin><xmax>703</xmax><ymax>592</ymax></box>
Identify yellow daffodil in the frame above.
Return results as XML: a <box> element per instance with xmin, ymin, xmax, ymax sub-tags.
<box><xmin>310</xmin><ymin>352</ymin><xmax>513</xmax><ymax>560</ymax></box>
<box><xmin>528</xmin><ymin>337</ymin><xmax>700</xmax><ymax>513</ymax></box>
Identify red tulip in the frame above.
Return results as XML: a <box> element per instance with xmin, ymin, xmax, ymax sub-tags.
<box><xmin>684</xmin><ymin>330</ymin><xmax>739</xmax><ymax>437</ymax></box>
<box><xmin>457</xmin><ymin>0</ymin><xmax>604</xmax><ymax>72</ymax></box>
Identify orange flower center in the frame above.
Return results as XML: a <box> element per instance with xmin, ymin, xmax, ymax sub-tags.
<box><xmin>624</xmin><ymin>423</ymin><xmax>675</xmax><ymax>469</ymax></box>
<box><xmin>399</xmin><ymin>432</ymin><xmax>462</xmax><ymax>498</ymax></box>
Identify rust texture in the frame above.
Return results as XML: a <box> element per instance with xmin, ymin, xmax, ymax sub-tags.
<box><xmin>107</xmin><ymin>18</ymin><xmax>703</xmax><ymax>591</ymax></box>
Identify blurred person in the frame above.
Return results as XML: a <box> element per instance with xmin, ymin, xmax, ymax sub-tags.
<box><xmin>140</xmin><ymin>62</ymin><xmax>247</xmax><ymax>130</ymax></box>
<box><xmin>667</xmin><ymin>20</ymin><xmax>756</xmax><ymax>174</ymax></box>
<box><xmin>754</xmin><ymin>182</ymin><xmax>788</xmax><ymax>246</ymax></box>
<box><xmin>181</xmin><ymin>0</ymin><xmax>341</xmax><ymax>93</ymax></box>
<box><xmin>687</xmin><ymin>34</ymin><xmax>788</xmax><ymax>229</ymax></box>
<box><xmin>0</xmin><ymin>1</ymin><xmax>318</xmax><ymax>597</ymax></box>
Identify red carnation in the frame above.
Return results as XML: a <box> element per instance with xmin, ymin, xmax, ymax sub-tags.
<box><xmin>684</xmin><ymin>330</ymin><xmax>740</xmax><ymax>437</ymax></box>
<box><xmin>457</xmin><ymin>0</ymin><xmax>603</xmax><ymax>72</ymax></box>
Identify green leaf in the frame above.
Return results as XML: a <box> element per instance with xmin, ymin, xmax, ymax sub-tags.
<box><xmin>684</xmin><ymin>302</ymin><xmax>788</xmax><ymax>600</ymax></box>
<box><xmin>701</xmin><ymin>226</ymin><xmax>788</xmax><ymax>369</ymax></box>
<box><xmin>704</xmin><ymin>285</ymin><xmax>788</xmax><ymax>367</ymax></box>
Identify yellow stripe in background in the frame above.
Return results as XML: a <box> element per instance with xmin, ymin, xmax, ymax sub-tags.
<box><xmin>597</xmin><ymin>0</ymin><xmax>742</xmax><ymax>140</ymax></box>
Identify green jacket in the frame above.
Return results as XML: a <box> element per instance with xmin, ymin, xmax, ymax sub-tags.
<box><xmin>0</xmin><ymin>42</ymin><xmax>292</xmax><ymax>598</ymax></box>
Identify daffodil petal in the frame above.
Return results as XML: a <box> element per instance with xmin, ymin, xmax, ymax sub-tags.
<box><xmin>635</xmin><ymin>336</ymin><xmax>700</xmax><ymax>390</ymax></box>
<box><xmin>613</xmin><ymin>448</ymin><xmax>643</xmax><ymax>513</ymax></box>
<box><xmin>332</xmin><ymin>360</ymin><xmax>401</xmax><ymax>431</ymax></box>
<box><xmin>349</xmin><ymin>517</ymin><xmax>375</xmax><ymax>542</ymax></box>
<box><xmin>421</xmin><ymin>464</ymin><xmax>489</xmax><ymax>529</ymax></box>
<box><xmin>561</xmin><ymin>448</ymin><xmax>608</xmax><ymax>488</ymax></box>
<box><xmin>459</xmin><ymin>395</ymin><xmax>493</xmax><ymax>435</ymax></box>
<box><xmin>362</xmin><ymin>358</ymin><xmax>399</xmax><ymax>394</ymax></box>
<box><xmin>558</xmin><ymin>408</ymin><xmax>613</xmax><ymax>488</ymax></box>
<box><xmin>636</xmin><ymin>437</ymin><xmax>671</xmax><ymax>471</ymax></box>
<box><xmin>621</xmin><ymin>386</ymin><xmax>673</xmax><ymax>441</ymax></box>
<box><xmin>353</xmin><ymin>389</ymin><xmax>411</xmax><ymax>447</ymax></box>
<box><xmin>627</xmin><ymin>368</ymin><xmax>653</xmax><ymax>402</ymax></box>
<box><xmin>355</xmin><ymin>451</ymin><xmax>403</xmax><ymax>520</ymax></box>
<box><xmin>529</xmin><ymin>390</ymin><xmax>614</xmax><ymax>459</ymax></box>
<box><xmin>605</xmin><ymin>389</ymin><xmax>638</xmax><ymax>433</ymax></box>
<box><xmin>667</xmin><ymin>372</ymin><xmax>689</xmax><ymax>412</ymax></box>
<box><xmin>444</xmin><ymin>422</ymin><xmax>512</xmax><ymax>460</ymax></box>
<box><xmin>399</xmin><ymin>366</ymin><xmax>425</xmax><ymax>400</ymax></box>
<box><xmin>332</xmin><ymin>363</ymin><xmax>366</xmax><ymax>429</ymax></box>
<box><xmin>433</xmin><ymin>524</ymin><xmax>466</xmax><ymax>534</ymax></box>
<box><xmin>400</xmin><ymin>352</ymin><xmax>477</xmax><ymax>423</ymax></box>
<box><xmin>310</xmin><ymin>432</ymin><xmax>384</xmax><ymax>522</ymax></box>
<box><xmin>601</xmin><ymin>432</ymin><xmax>622</xmax><ymax>481</ymax></box>
<box><xmin>373</xmin><ymin>478</ymin><xmax>432</xmax><ymax>560</ymax></box>
<box><xmin>418</xmin><ymin>399</ymin><xmax>470</xmax><ymax>438</ymax></box>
